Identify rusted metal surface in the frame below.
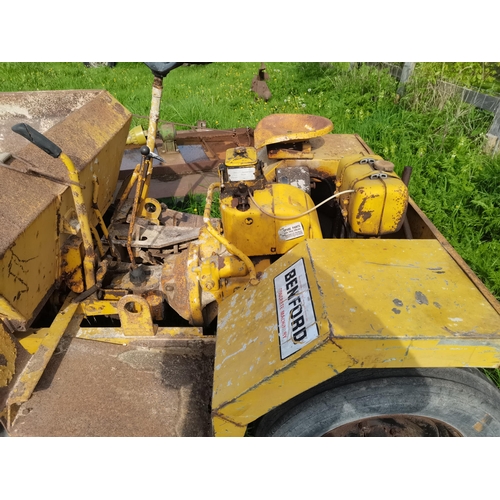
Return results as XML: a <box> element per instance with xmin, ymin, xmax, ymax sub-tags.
<box><xmin>4</xmin><ymin>294</ymin><xmax>80</xmax><ymax>427</ymax></box>
<box><xmin>112</xmin><ymin>223</ymin><xmax>201</xmax><ymax>248</ymax></box>
<box><xmin>108</xmin><ymin>264</ymin><xmax>163</xmax><ymax>296</ymax></box>
<box><xmin>60</xmin><ymin>235</ymin><xmax>84</xmax><ymax>293</ymax></box>
<box><xmin>119</xmin><ymin>127</ymin><xmax>253</xmax><ymax>184</ymax></box>
<box><xmin>3</xmin><ymin>88</ymin><xmax>500</xmax><ymax>440</ymax></box>
<box><xmin>0</xmin><ymin>90</ymin><xmax>131</xmax><ymax>328</ymax></box>
<box><xmin>75</xmin><ymin>326</ymin><xmax>213</xmax><ymax>348</ymax></box>
<box><xmin>117</xmin><ymin>295</ymin><xmax>156</xmax><ymax>336</ymax></box>
<box><xmin>160</xmin><ymin>208</ymin><xmax>208</xmax><ymax>228</ymax></box>
<box><xmin>6</xmin><ymin>338</ymin><xmax>214</xmax><ymax>436</ymax></box>
<box><xmin>143</xmin><ymin>291</ymin><xmax>164</xmax><ymax>321</ymax></box>
<box><xmin>268</xmin><ymin>141</ymin><xmax>314</xmax><ymax>159</ymax></box>
<box><xmin>162</xmin><ymin>249</ymin><xmax>198</xmax><ymax>324</ymax></box>
<box><xmin>254</xmin><ymin>114</ymin><xmax>333</xmax><ymax>150</ymax></box>
<box><xmin>174</xmin><ymin>128</ymin><xmax>254</xmax><ymax>160</ymax></box>
<box><xmin>0</xmin><ymin>90</ymin><xmax>101</xmax><ymax>155</ymax></box>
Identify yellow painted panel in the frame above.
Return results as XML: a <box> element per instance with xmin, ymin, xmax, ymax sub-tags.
<box><xmin>307</xmin><ymin>239</ymin><xmax>500</xmax><ymax>339</ymax></box>
<box><xmin>220</xmin><ymin>183</ymin><xmax>322</xmax><ymax>257</ymax></box>
<box><xmin>337</xmin><ymin>338</ymin><xmax>500</xmax><ymax>368</ymax></box>
<box><xmin>212</xmin><ymin>246</ymin><xmax>342</xmax><ymax>413</ymax></box>
<box><xmin>282</xmin><ymin>134</ymin><xmax>373</xmax><ymax>179</ymax></box>
<box><xmin>18</xmin><ymin>328</ymin><xmax>49</xmax><ymax>355</ymax></box>
<box><xmin>225</xmin><ymin>146</ymin><xmax>258</xmax><ymax>167</ymax></box>
<box><xmin>212</xmin><ymin>239</ymin><xmax>500</xmax><ymax>435</ymax></box>
<box><xmin>212</xmin><ymin>415</ymin><xmax>246</xmax><ymax>437</ymax></box>
<box><xmin>0</xmin><ymin>198</ymin><xmax>59</xmax><ymax>323</ymax></box>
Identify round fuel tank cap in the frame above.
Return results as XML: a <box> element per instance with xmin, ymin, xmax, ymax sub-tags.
<box><xmin>373</xmin><ymin>160</ymin><xmax>395</xmax><ymax>172</ymax></box>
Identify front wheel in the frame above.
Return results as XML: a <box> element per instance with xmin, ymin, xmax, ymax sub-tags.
<box><xmin>255</xmin><ymin>368</ymin><xmax>500</xmax><ymax>437</ymax></box>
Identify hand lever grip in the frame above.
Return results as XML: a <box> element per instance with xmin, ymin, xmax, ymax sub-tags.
<box><xmin>11</xmin><ymin>123</ymin><xmax>62</xmax><ymax>159</ymax></box>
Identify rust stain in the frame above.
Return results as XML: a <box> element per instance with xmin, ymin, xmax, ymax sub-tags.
<box><xmin>254</xmin><ymin>114</ymin><xmax>333</xmax><ymax>150</ymax></box>
<box><xmin>161</xmin><ymin>252</ymin><xmax>194</xmax><ymax>323</ymax></box>
<box><xmin>6</xmin><ymin>246</ymin><xmax>36</xmax><ymax>299</ymax></box>
<box><xmin>356</xmin><ymin>195</ymin><xmax>377</xmax><ymax>222</ymax></box>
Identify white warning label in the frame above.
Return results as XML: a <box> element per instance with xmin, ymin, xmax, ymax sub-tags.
<box><xmin>227</xmin><ymin>167</ymin><xmax>256</xmax><ymax>182</ymax></box>
<box><xmin>278</xmin><ymin>222</ymin><xmax>305</xmax><ymax>241</ymax></box>
<box><xmin>274</xmin><ymin>258</ymin><xmax>319</xmax><ymax>359</ymax></box>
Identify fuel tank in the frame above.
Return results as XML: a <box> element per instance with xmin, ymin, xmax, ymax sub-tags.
<box><xmin>336</xmin><ymin>153</ymin><xmax>408</xmax><ymax>235</ymax></box>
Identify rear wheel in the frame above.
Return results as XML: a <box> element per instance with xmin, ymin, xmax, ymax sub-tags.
<box><xmin>255</xmin><ymin>368</ymin><xmax>500</xmax><ymax>437</ymax></box>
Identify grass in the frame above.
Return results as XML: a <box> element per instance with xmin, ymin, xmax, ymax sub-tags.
<box><xmin>2</xmin><ymin>61</ymin><xmax>498</xmax><ymax>295</ymax></box>
<box><xmin>2</xmin><ymin>62</ymin><xmax>500</xmax><ymax>385</ymax></box>
<box><xmin>159</xmin><ymin>192</ymin><xmax>220</xmax><ymax>218</ymax></box>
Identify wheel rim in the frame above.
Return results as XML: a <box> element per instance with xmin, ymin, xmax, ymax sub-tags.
<box><xmin>323</xmin><ymin>415</ymin><xmax>463</xmax><ymax>437</ymax></box>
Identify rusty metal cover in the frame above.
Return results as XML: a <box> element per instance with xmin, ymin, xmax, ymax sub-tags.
<box><xmin>0</xmin><ymin>90</ymin><xmax>131</xmax><ymax>327</ymax></box>
<box><xmin>7</xmin><ymin>337</ymin><xmax>215</xmax><ymax>436</ymax></box>
<box><xmin>0</xmin><ymin>90</ymin><xmax>102</xmax><ymax>155</ymax></box>
<box><xmin>0</xmin><ymin>90</ymin><xmax>130</xmax><ymax>258</ymax></box>
<box><xmin>254</xmin><ymin>114</ymin><xmax>333</xmax><ymax>150</ymax></box>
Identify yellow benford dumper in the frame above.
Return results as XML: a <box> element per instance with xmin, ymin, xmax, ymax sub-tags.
<box><xmin>1</xmin><ymin>63</ymin><xmax>500</xmax><ymax>437</ymax></box>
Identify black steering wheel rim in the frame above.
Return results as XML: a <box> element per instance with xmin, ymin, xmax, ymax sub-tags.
<box><xmin>144</xmin><ymin>62</ymin><xmax>183</xmax><ymax>78</ymax></box>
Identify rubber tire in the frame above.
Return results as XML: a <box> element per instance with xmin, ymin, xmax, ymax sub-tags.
<box><xmin>255</xmin><ymin>368</ymin><xmax>500</xmax><ymax>437</ymax></box>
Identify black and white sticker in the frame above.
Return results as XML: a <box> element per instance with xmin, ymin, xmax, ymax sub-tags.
<box><xmin>227</xmin><ymin>167</ymin><xmax>256</xmax><ymax>182</ymax></box>
<box><xmin>274</xmin><ymin>258</ymin><xmax>319</xmax><ymax>359</ymax></box>
<box><xmin>278</xmin><ymin>222</ymin><xmax>305</xmax><ymax>241</ymax></box>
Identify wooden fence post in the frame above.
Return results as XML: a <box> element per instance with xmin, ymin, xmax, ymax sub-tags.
<box><xmin>397</xmin><ymin>62</ymin><xmax>416</xmax><ymax>96</ymax></box>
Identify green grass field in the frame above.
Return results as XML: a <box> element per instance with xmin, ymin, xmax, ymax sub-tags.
<box><xmin>2</xmin><ymin>61</ymin><xmax>499</xmax><ymax>384</ymax></box>
<box><xmin>2</xmin><ymin>62</ymin><xmax>498</xmax><ymax>295</ymax></box>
